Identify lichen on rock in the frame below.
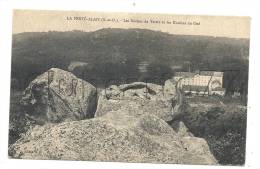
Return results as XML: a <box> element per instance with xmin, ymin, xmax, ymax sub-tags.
<box><xmin>20</xmin><ymin>68</ymin><xmax>97</xmax><ymax>124</ymax></box>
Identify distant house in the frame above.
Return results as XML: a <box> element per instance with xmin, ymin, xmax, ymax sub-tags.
<box><xmin>170</xmin><ymin>65</ymin><xmax>183</xmax><ymax>71</ymax></box>
<box><xmin>138</xmin><ymin>61</ymin><xmax>149</xmax><ymax>73</ymax></box>
<box><xmin>174</xmin><ymin>71</ymin><xmax>226</xmax><ymax>96</ymax></box>
<box><xmin>68</xmin><ymin>61</ymin><xmax>88</xmax><ymax>72</ymax></box>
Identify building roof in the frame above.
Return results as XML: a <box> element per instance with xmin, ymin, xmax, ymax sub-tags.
<box><xmin>199</xmin><ymin>71</ymin><xmax>224</xmax><ymax>77</ymax></box>
<box><xmin>175</xmin><ymin>71</ymin><xmax>224</xmax><ymax>78</ymax></box>
<box><xmin>68</xmin><ymin>61</ymin><xmax>88</xmax><ymax>71</ymax></box>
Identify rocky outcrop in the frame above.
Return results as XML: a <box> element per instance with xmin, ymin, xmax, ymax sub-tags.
<box><xmin>95</xmin><ymin>82</ymin><xmax>177</xmax><ymax>122</ymax></box>
<box><xmin>163</xmin><ymin>79</ymin><xmax>177</xmax><ymax>100</ymax></box>
<box><xmin>20</xmin><ymin>68</ymin><xmax>97</xmax><ymax>124</ymax></box>
<box><xmin>10</xmin><ymin>110</ymin><xmax>217</xmax><ymax>165</ymax></box>
<box><xmin>170</xmin><ymin>121</ymin><xmax>194</xmax><ymax>137</ymax></box>
<box><xmin>10</xmin><ymin>76</ymin><xmax>218</xmax><ymax>165</ymax></box>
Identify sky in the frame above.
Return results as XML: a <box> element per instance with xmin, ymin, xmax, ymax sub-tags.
<box><xmin>13</xmin><ymin>10</ymin><xmax>251</xmax><ymax>38</ymax></box>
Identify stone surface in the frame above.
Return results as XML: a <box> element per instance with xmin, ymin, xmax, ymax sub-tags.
<box><xmin>10</xmin><ymin>111</ymin><xmax>217</xmax><ymax>165</ymax></box>
<box><xmin>170</xmin><ymin>121</ymin><xmax>194</xmax><ymax>137</ymax></box>
<box><xmin>164</xmin><ymin>79</ymin><xmax>177</xmax><ymax>100</ymax></box>
<box><xmin>20</xmin><ymin>68</ymin><xmax>97</xmax><ymax>124</ymax></box>
<box><xmin>95</xmin><ymin>82</ymin><xmax>178</xmax><ymax>122</ymax></box>
<box><xmin>11</xmin><ymin>77</ymin><xmax>217</xmax><ymax>165</ymax></box>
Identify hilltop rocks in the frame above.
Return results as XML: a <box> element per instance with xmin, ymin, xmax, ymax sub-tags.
<box><xmin>164</xmin><ymin>79</ymin><xmax>177</xmax><ymax>100</ymax></box>
<box><xmin>95</xmin><ymin>82</ymin><xmax>177</xmax><ymax>122</ymax></box>
<box><xmin>10</xmin><ymin>74</ymin><xmax>218</xmax><ymax>165</ymax></box>
<box><xmin>20</xmin><ymin>68</ymin><xmax>97</xmax><ymax>124</ymax></box>
<box><xmin>10</xmin><ymin>111</ymin><xmax>217</xmax><ymax>165</ymax></box>
<box><xmin>170</xmin><ymin>121</ymin><xmax>194</xmax><ymax>137</ymax></box>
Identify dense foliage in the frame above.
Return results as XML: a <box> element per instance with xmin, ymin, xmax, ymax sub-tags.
<box><xmin>12</xmin><ymin>29</ymin><xmax>249</xmax><ymax>94</ymax></box>
<box><xmin>180</xmin><ymin>105</ymin><xmax>247</xmax><ymax>165</ymax></box>
<box><xmin>8</xmin><ymin>90</ymin><xmax>35</xmax><ymax>147</ymax></box>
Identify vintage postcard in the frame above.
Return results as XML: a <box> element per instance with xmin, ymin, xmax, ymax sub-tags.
<box><xmin>9</xmin><ymin>10</ymin><xmax>250</xmax><ymax>165</ymax></box>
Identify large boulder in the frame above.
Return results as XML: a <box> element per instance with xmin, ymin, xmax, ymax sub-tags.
<box><xmin>10</xmin><ymin>78</ymin><xmax>217</xmax><ymax>165</ymax></box>
<box><xmin>170</xmin><ymin>121</ymin><xmax>194</xmax><ymax>137</ymax></box>
<box><xmin>95</xmin><ymin>82</ymin><xmax>178</xmax><ymax>122</ymax></box>
<box><xmin>163</xmin><ymin>79</ymin><xmax>177</xmax><ymax>100</ymax></box>
<box><xmin>20</xmin><ymin>68</ymin><xmax>97</xmax><ymax>124</ymax></box>
<box><xmin>9</xmin><ymin>110</ymin><xmax>217</xmax><ymax>165</ymax></box>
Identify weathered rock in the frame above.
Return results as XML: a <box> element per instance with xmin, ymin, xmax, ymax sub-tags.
<box><xmin>10</xmin><ymin>111</ymin><xmax>217</xmax><ymax>165</ymax></box>
<box><xmin>170</xmin><ymin>121</ymin><xmax>194</xmax><ymax>137</ymax></box>
<box><xmin>118</xmin><ymin>82</ymin><xmax>165</xmax><ymax>99</ymax></box>
<box><xmin>164</xmin><ymin>79</ymin><xmax>177</xmax><ymax>100</ymax></box>
<box><xmin>20</xmin><ymin>68</ymin><xmax>97</xmax><ymax>124</ymax></box>
<box><xmin>11</xmin><ymin>77</ymin><xmax>217</xmax><ymax>165</ymax></box>
<box><xmin>95</xmin><ymin>82</ymin><xmax>177</xmax><ymax>122</ymax></box>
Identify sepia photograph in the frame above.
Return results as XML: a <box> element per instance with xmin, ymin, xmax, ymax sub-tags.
<box><xmin>8</xmin><ymin>10</ymin><xmax>250</xmax><ymax>166</ymax></box>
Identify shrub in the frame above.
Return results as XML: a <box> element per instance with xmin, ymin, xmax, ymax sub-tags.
<box><xmin>181</xmin><ymin>105</ymin><xmax>247</xmax><ymax>165</ymax></box>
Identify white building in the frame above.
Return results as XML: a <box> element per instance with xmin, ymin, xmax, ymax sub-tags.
<box><xmin>68</xmin><ymin>61</ymin><xmax>88</xmax><ymax>72</ymax></box>
<box><xmin>174</xmin><ymin>71</ymin><xmax>225</xmax><ymax>96</ymax></box>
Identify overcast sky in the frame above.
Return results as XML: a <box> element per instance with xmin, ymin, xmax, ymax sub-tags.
<box><xmin>13</xmin><ymin>10</ymin><xmax>250</xmax><ymax>38</ymax></box>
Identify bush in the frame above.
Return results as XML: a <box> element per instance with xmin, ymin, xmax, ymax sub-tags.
<box><xmin>8</xmin><ymin>90</ymin><xmax>35</xmax><ymax>147</ymax></box>
<box><xmin>180</xmin><ymin>105</ymin><xmax>247</xmax><ymax>165</ymax></box>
